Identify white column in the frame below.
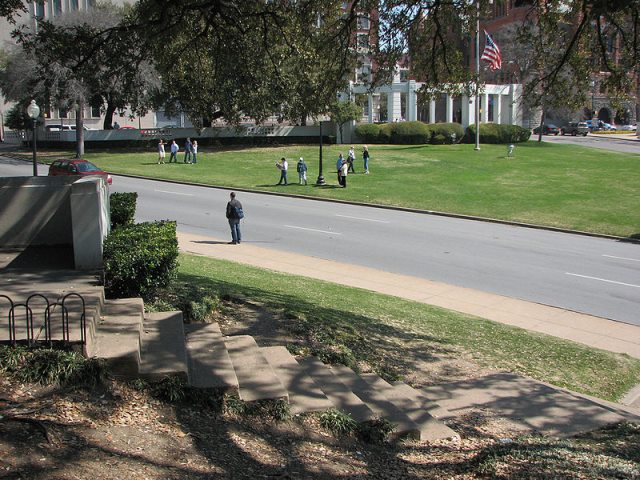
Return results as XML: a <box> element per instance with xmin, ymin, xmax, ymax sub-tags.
<box><xmin>407</xmin><ymin>81</ymin><xmax>418</xmax><ymax>121</ymax></box>
<box><xmin>446</xmin><ymin>94</ymin><xmax>453</xmax><ymax>123</ymax></box>
<box><xmin>387</xmin><ymin>91</ymin><xmax>395</xmax><ymax>122</ymax></box>
<box><xmin>462</xmin><ymin>96</ymin><xmax>472</xmax><ymax>128</ymax></box>
<box><xmin>482</xmin><ymin>94</ymin><xmax>489</xmax><ymax>123</ymax></box>
<box><xmin>367</xmin><ymin>93</ymin><xmax>374</xmax><ymax>123</ymax></box>
<box><xmin>429</xmin><ymin>99</ymin><xmax>436</xmax><ymax>123</ymax></box>
<box><xmin>496</xmin><ymin>93</ymin><xmax>502</xmax><ymax>124</ymax></box>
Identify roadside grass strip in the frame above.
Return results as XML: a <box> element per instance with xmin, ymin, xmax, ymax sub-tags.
<box><xmin>176</xmin><ymin>253</ymin><xmax>640</xmax><ymax>402</ymax></box>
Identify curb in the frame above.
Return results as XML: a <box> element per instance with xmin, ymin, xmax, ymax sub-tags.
<box><xmin>3</xmin><ymin>151</ymin><xmax>638</xmax><ymax>244</ymax></box>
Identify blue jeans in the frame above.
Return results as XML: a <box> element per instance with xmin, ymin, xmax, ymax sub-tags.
<box><xmin>229</xmin><ymin>219</ymin><xmax>241</xmax><ymax>243</ymax></box>
<box><xmin>364</xmin><ymin>156</ymin><xmax>369</xmax><ymax>171</ymax></box>
<box><xmin>278</xmin><ymin>170</ymin><xmax>288</xmax><ymax>185</ymax></box>
<box><xmin>192</xmin><ymin>152</ymin><xmax>197</xmax><ymax>163</ymax></box>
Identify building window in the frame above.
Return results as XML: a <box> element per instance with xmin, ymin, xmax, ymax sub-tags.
<box><xmin>58</xmin><ymin>109</ymin><xmax>68</xmax><ymax>119</ymax></box>
<box><xmin>357</xmin><ymin>15</ymin><xmax>370</xmax><ymax>30</ymax></box>
<box><xmin>35</xmin><ymin>1</ymin><xmax>45</xmax><ymax>18</ymax></box>
<box><xmin>70</xmin><ymin>0</ymin><xmax>79</xmax><ymax>10</ymax></box>
<box><xmin>356</xmin><ymin>33</ymin><xmax>369</xmax><ymax>50</ymax></box>
<box><xmin>53</xmin><ymin>0</ymin><xmax>62</xmax><ymax>16</ymax></box>
<box><xmin>399</xmin><ymin>69</ymin><xmax>409</xmax><ymax>82</ymax></box>
<box><xmin>90</xmin><ymin>105</ymin><xmax>101</xmax><ymax>118</ymax></box>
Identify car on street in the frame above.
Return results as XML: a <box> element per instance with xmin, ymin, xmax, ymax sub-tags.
<box><xmin>48</xmin><ymin>159</ymin><xmax>112</xmax><ymax>185</ymax></box>
<box><xmin>560</xmin><ymin>122</ymin><xmax>589</xmax><ymax>136</ymax></box>
<box><xmin>532</xmin><ymin>124</ymin><xmax>560</xmax><ymax>135</ymax></box>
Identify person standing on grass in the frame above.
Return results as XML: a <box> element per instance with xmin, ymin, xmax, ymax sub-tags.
<box><xmin>192</xmin><ymin>140</ymin><xmax>198</xmax><ymax>164</ymax></box>
<box><xmin>276</xmin><ymin>157</ymin><xmax>288</xmax><ymax>185</ymax></box>
<box><xmin>184</xmin><ymin>138</ymin><xmax>193</xmax><ymax>163</ymax></box>
<box><xmin>336</xmin><ymin>153</ymin><xmax>345</xmax><ymax>186</ymax></box>
<box><xmin>225</xmin><ymin>192</ymin><xmax>244</xmax><ymax>245</ymax></box>
<box><xmin>340</xmin><ymin>155</ymin><xmax>349</xmax><ymax>187</ymax></box>
<box><xmin>362</xmin><ymin>145</ymin><xmax>370</xmax><ymax>174</ymax></box>
<box><xmin>296</xmin><ymin>157</ymin><xmax>308</xmax><ymax>185</ymax></box>
<box><xmin>169</xmin><ymin>140</ymin><xmax>179</xmax><ymax>163</ymax></box>
<box><xmin>157</xmin><ymin>139</ymin><xmax>166</xmax><ymax>164</ymax></box>
<box><xmin>347</xmin><ymin>146</ymin><xmax>356</xmax><ymax>173</ymax></box>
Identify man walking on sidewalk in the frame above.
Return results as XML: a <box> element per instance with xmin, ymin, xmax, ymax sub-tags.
<box><xmin>225</xmin><ymin>192</ymin><xmax>244</xmax><ymax>244</ymax></box>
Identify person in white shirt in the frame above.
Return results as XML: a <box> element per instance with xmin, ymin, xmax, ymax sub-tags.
<box><xmin>157</xmin><ymin>139</ymin><xmax>165</xmax><ymax>164</ymax></box>
<box><xmin>192</xmin><ymin>140</ymin><xmax>198</xmax><ymax>164</ymax></box>
<box><xmin>276</xmin><ymin>157</ymin><xmax>288</xmax><ymax>185</ymax></box>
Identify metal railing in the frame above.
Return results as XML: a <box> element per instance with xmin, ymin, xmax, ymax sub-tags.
<box><xmin>0</xmin><ymin>293</ymin><xmax>86</xmax><ymax>348</ymax></box>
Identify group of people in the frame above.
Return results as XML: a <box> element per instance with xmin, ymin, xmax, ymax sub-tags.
<box><xmin>157</xmin><ymin>138</ymin><xmax>199</xmax><ymax>164</ymax></box>
<box><xmin>336</xmin><ymin>145</ymin><xmax>370</xmax><ymax>188</ymax></box>
<box><xmin>275</xmin><ymin>145</ymin><xmax>371</xmax><ymax>188</ymax></box>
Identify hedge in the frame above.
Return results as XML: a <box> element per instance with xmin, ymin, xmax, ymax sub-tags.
<box><xmin>103</xmin><ymin>220</ymin><xmax>179</xmax><ymax>299</ymax></box>
<box><xmin>110</xmin><ymin>192</ymin><xmax>138</xmax><ymax>230</ymax></box>
<box><xmin>355</xmin><ymin>121</ymin><xmax>465</xmax><ymax>144</ymax></box>
<box><xmin>465</xmin><ymin>123</ymin><xmax>531</xmax><ymax>144</ymax></box>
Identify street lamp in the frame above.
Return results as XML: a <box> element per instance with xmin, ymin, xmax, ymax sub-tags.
<box><xmin>26</xmin><ymin>99</ymin><xmax>40</xmax><ymax>176</ymax></box>
<box><xmin>316</xmin><ymin>121</ymin><xmax>326</xmax><ymax>185</ymax></box>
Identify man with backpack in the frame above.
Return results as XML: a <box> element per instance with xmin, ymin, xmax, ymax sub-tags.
<box><xmin>225</xmin><ymin>192</ymin><xmax>244</xmax><ymax>244</ymax></box>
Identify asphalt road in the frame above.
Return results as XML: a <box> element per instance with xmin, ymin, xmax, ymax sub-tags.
<box><xmin>1</xmin><ymin>150</ymin><xmax>639</xmax><ymax>327</ymax></box>
<box><xmin>539</xmin><ymin>133</ymin><xmax>640</xmax><ymax>154</ymax></box>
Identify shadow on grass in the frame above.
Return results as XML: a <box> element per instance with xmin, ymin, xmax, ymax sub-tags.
<box><xmin>175</xmin><ymin>271</ymin><xmax>458</xmax><ymax>380</ymax></box>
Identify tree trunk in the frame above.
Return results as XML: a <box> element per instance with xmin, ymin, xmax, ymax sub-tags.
<box><xmin>75</xmin><ymin>101</ymin><xmax>85</xmax><ymax>158</ymax></box>
<box><xmin>103</xmin><ymin>103</ymin><xmax>116</xmax><ymax>130</ymax></box>
<box><xmin>537</xmin><ymin>109</ymin><xmax>544</xmax><ymax>142</ymax></box>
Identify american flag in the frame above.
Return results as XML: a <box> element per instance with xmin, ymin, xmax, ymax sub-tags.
<box><xmin>481</xmin><ymin>30</ymin><xmax>502</xmax><ymax>70</ymax></box>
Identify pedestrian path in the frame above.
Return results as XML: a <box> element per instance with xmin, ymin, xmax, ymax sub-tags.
<box><xmin>177</xmin><ymin>231</ymin><xmax>640</xmax><ymax>360</ymax></box>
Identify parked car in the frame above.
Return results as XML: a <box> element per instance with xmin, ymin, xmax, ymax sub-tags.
<box><xmin>48</xmin><ymin>159</ymin><xmax>112</xmax><ymax>185</ymax></box>
<box><xmin>619</xmin><ymin>124</ymin><xmax>637</xmax><ymax>131</ymax></box>
<box><xmin>532</xmin><ymin>124</ymin><xmax>560</xmax><ymax>135</ymax></box>
<box><xmin>45</xmin><ymin>124</ymin><xmax>74</xmax><ymax>131</ymax></box>
<box><xmin>560</xmin><ymin>122</ymin><xmax>589</xmax><ymax>136</ymax></box>
<box><xmin>601</xmin><ymin>122</ymin><xmax>617</xmax><ymax>131</ymax></box>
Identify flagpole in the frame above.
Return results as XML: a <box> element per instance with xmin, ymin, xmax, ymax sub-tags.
<box><xmin>474</xmin><ymin>0</ymin><xmax>481</xmax><ymax>151</ymax></box>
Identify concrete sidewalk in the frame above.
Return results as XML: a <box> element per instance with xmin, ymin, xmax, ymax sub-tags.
<box><xmin>178</xmin><ymin>231</ymin><xmax>640</xmax><ymax>360</ymax></box>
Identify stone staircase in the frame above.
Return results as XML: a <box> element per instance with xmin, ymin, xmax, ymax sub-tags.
<box><xmin>2</xmin><ymin>287</ymin><xmax>459</xmax><ymax>442</ymax></box>
<box><xmin>92</xmin><ymin>297</ymin><xmax>458</xmax><ymax>442</ymax></box>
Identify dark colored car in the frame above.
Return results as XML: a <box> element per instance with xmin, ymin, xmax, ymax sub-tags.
<box><xmin>48</xmin><ymin>159</ymin><xmax>113</xmax><ymax>185</ymax></box>
<box><xmin>533</xmin><ymin>124</ymin><xmax>560</xmax><ymax>135</ymax></box>
<box><xmin>560</xmin><ymin>122</ymin><xmax>589</xmax><ymax>136</ymax></box>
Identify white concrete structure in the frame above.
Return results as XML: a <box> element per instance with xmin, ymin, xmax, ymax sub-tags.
<box><xmin>344</xmin><ymin>81</ymin><xmax>523</xmax><ymax>128</ymax></box>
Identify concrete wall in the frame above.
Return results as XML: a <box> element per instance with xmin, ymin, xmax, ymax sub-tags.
<box><xmin>0</xmin><ymin>176</ymin><xmax>109</xmax><ymax>270</ymax></box>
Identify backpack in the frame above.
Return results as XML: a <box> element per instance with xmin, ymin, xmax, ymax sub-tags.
<box><xmin>234</xmin><ymin>206</ymin><xmax>244</xmax><ymax>219</ymax></box>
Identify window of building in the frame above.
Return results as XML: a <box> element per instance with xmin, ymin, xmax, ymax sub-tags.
<box><xmin>399</xmin><ymin>69</ymin><xmax>409</xmax><ymax>82</ymax></box>
<box><xmin>35</xmin><ymin>1</ymin><xmax>45</xmax><ymax>18</ymax></box>
<box><xmin>357</xmin><ymin>15</ymin><xmax>370</xmax><ymax>30</ymax></box>
<box><xmin>58</xmin><ymin>109</ymin><xmax>68</xmax><ymax>119</ymax></box>
<box><xmin>356</xmin><ymin>33</ymin><xmax>369</xmax><ymax>50</ymax></box>
<box><xmin>53</xmin><ymin>0</ymin><xmax>62</xmax><ymax>16</ymax></box>
<box><xmin>70</xmin><ymin>0</ymin><xmax>79</xmax><ymax>10</ymax></box>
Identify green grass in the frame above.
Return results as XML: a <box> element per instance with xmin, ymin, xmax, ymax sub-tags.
<box><xmin>175</xmin><ymin>253</ymin><xmax>640</xmax><ymax>402</ymax></box>
<box><xmin>81</xmin><ymin>142</ymin><xmax>640</xmax><ymax>237</ymax></box>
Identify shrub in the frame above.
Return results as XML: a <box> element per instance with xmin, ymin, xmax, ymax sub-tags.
<box><xmin>383</xmin><ymin>121</ymin><xmax>431</xmax><ymax>144</ymax></box>
<box><xmin>0</xmin><ymin>345</ymin><xmax>107</xmax><ymax>386</ymax></box>
<box><xmin>465</xmin><ymin>124</ymin><xmax>531</xmax><ymax>144</ymax></box>
<box><xmin>354</xmin><ymin>123</ymin><xmax>382</xmax><ymax>143</ymax></box>
<box><xmin>427</xmin><ymin>122</ymin><xmax>465</xmax><ymax>144</ymax></box>
<box><xmin>319</xmin><ymin>408</ymin><xmax>359</xmax><ymax>436</ymax></box>
<box><xmin>110</xmin><ymin>192</ymin><xmax>138</xmax><ymax>230</ymax></box>
<box><xmin>103</xmin><ymin>220</ymin><xmax>179</xmax><ymax>299</ymax></box>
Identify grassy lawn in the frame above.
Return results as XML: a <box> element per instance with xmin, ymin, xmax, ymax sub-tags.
<box><xmin>82</xmin><ymin>141</ymin><xmax>640</xmax><ymax>237</ymax></box>
<box><xmin>175</xmin><ymin>252</ymin><xmax>640</xmax><ymax>402</ymax></box>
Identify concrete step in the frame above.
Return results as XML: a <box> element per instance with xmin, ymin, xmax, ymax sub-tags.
<box><xmin>261</xmin><ymin>346</ymin><xmax>333</xmax><ymax>415</ymax></box>
<box><xmin>184</xmin><ymin>322</ymin><xmax>238</xmax><ymax>392</ymax></box>
<box><xmin>139</xmin><ymin>311</ymin><xmax>189</xmax><ymax>381</ymax></box>
<box><xmin>298</xmin><ymin>357</ymin><xmax>376</xmax><ymax>423</ymax></box>
<box><xmin>93</xmin><ymin>313</ymin><xmax>143</xmax><ymax>378</ymax></box>
<box><xmin>330</xmin><ymin>366</ymin><xmax>420</xmax><ymax>440</ymax></box>
<box><xmin>390</xmin><ymin>381</ymin><xmax>452</xmax><ymax>419</ymax></box>
<box><xmin>367</xmin><ymin>378</ymin><xmax>459</xmax><ymax>442</ymax></box>
<box><xmin>223</xmin><ymin>335</ymin><xmax>288</xmax><ymax>403</ymax></box>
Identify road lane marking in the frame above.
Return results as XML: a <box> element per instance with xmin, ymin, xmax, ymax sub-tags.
<box><xmin>155</xmin><ymin>189</ymin><xmax>193</xmax><ymax>196</ymax></box>
<box><xmin>335</xmin><ymin>214</ymin><xmax>390</xmax><ymax>223</ymax></box>
<box><xmin>566</xmin><ymin>272</ymin><xmax>640</xmax><ymax>288</ymax></box>
<box><xmin>284</xmin><ymin>225</ymin><xmax>341</xmax><ymax>235</ymax></box>
<box><xmin>603</xmin><ymin>254</ymin><xmax>640</xmax><ymax>263</ymax></box>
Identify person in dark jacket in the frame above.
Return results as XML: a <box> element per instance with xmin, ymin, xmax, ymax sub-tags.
<box><xmin>225</xmin><ymin>192</ymin><xmax>243</xmax><ymax>244</ymax></box>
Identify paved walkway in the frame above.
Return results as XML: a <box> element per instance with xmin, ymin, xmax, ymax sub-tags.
<box><xmin>178</xmin><ymin>231</ymin><xmax>640</xmax><ymax>360</ymax></box>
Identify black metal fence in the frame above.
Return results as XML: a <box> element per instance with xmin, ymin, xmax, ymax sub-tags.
<box><xmin>0</xmin><ymin>293</ymin><xmax>86</xmax><ymax>348</ymax></box>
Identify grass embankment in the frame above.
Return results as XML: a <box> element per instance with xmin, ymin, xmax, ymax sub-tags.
<box><xmin>176</xmin><ymin>253</ymin><xmax>640</xmax><ymax>402</ymax></box>
<box><xmin>84</xmin><ymin>142</ymin><xmax>640</xmax><ymax>237</ymax></box>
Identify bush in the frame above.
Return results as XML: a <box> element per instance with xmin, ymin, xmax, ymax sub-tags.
<box><xmin>103</xmin><ymin>220</ymin><xmax>179</xmax><ymax>299</ymax></box>
<box><xmin>0</xmin><ymin>345</ymin><xmax>107</xmax><ymax>386</ymax></box>
<box><xmin>381</xmin><ymin>121</ymin><xmax>431</xmax><ymax>144</ymax></box>
<box><xmin>110</xmin><ymin>192</ymin><xmax>138</xmax><ymax>230</ymax></box>
<box><xmin>427</xmin><ymin>123</ymin><xmax>465</xmax><ymax>144</ymax></box>
<box><xmin>465</xmin><ymin>124</ymin><xmax>531</xmax><ymax>144</ymax></box>
<box><xmin>354</xmin><ymin>123</ymin><xmax>382</xmax><ymax>143</ymax></box>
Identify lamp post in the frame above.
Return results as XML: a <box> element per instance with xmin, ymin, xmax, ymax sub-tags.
<box><xmin>316</xmin><ymin>121</ymin><xmax>326</xmax><ymax>185</ymax></box>
<box><xmin>590</xmin><ymin>80</ymin><xmax>596</xmax><ymax>121</ymax></box>
<box><xmin>26</xmin><ymin>99</ymin><xmax>40</xmax><ymax>176</ymax></box>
